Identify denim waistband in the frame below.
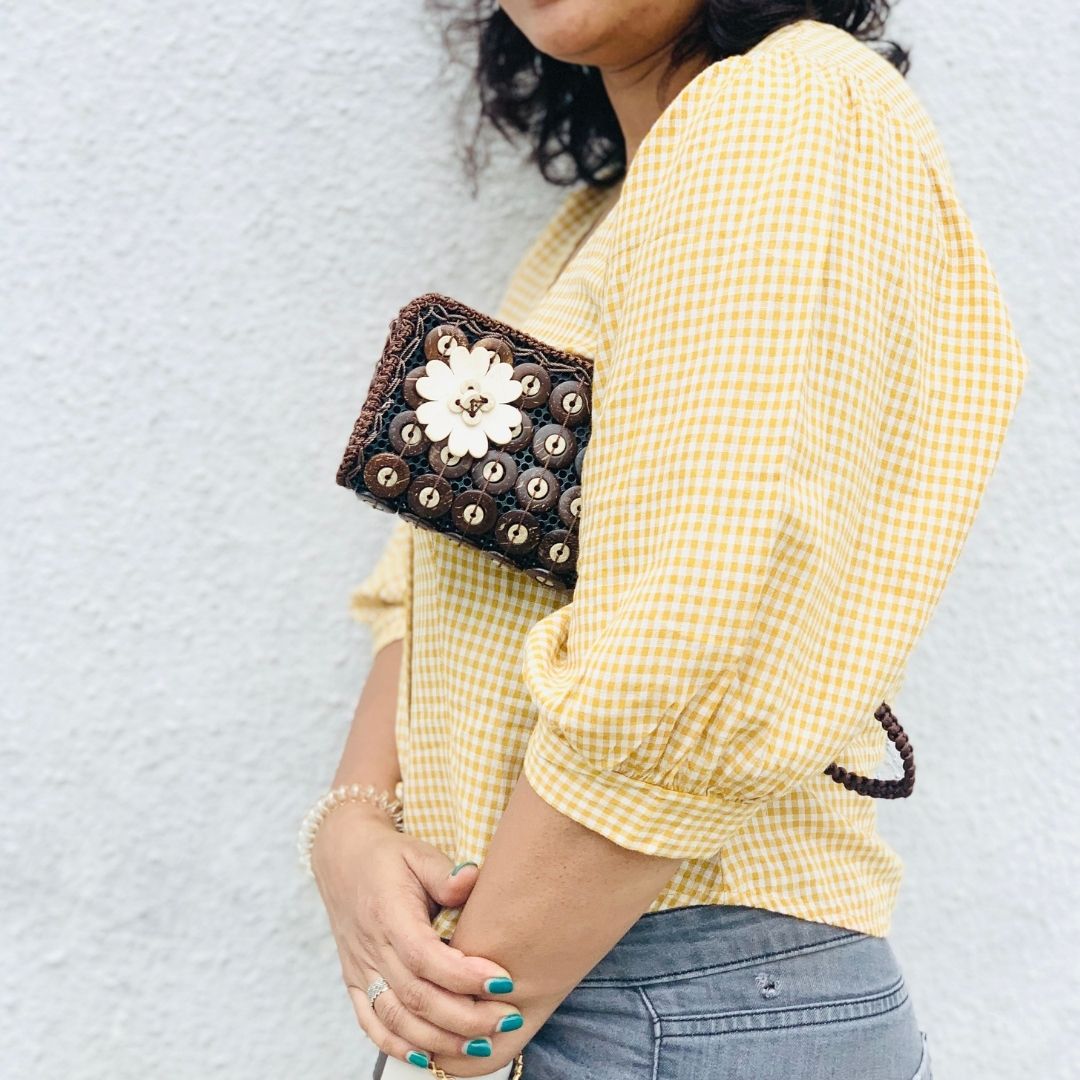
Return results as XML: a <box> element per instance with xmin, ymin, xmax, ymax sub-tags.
<box><xmin>576</xmin><ymin>903</ymin><xmax>866</xmax><ymax>987</ymax></box>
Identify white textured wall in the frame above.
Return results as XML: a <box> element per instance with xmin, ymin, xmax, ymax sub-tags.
<box><xmin>2</xmin><ymin>3</ymin><xmax>1075</xmax><ymax>1078</ymax></box>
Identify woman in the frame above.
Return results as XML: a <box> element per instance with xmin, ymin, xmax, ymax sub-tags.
<box><xmin>308</xmin><ymin>4</ymin><xmax>1028</xmax><ymax>1078</ymax></box>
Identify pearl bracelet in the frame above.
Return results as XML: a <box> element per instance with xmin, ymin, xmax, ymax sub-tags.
<box><xmin>298</xmin><ymin>781</ymin><xmax>405</xmax><ymax>877</ymax></box>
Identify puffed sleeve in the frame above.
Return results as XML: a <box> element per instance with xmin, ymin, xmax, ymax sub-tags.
<box><xmin>349</xmin><ymin>518</ymin><xmax>411</xmax><ymax>655</ymax></box>
<box><xmin>520</xmin><ymin>57</ymin><xmax>1029</xmax><ymax>859</ymax></box>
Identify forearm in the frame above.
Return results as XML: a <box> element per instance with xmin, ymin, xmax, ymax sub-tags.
<box><xmin>442</xmin><ymin>774</ymin><xmax>684</xmax><ymax>1071</ymax></box>
<box><xmin>331</xmin><ymin>639</ymin><xmax>403</xmax><ymax>791</ymax></box>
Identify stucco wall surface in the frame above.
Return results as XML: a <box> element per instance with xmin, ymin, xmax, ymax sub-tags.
<box><xmin>2</xmin><ymin>2</ymin><xmax>1076</xmax><ymax>1078</ymax></box>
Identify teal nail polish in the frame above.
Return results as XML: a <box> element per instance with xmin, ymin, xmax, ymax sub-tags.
<box><xmin>484</xmin><ymin>977</ymin><xmax>514</xmax><ymax>994</ymax></box>
<box><xmin>406</xmin><ymin>1051</ymin><xmax>429</xmax><ymax>1068</ymax></box>
<box><xmin>496</xmin><ymin>1013</ymin><xmax>524</xmax><ymax>1033</ymax></box>
<box><xmin>463</xmin><ymin>1038</ymin><xmax>493</xmax><ymax>1057</ymax></box>
<box><xmin>450</xmin><ymin>861</ymin><xmax>479</xmax><ymax>876</ymax></box>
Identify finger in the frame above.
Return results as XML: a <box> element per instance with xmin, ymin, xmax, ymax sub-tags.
<box><xmin>363</xmin><ymin>980</ymin><xmax>496</xmax><ymax>1061</ymax></box>
<box><xmin>378</xmin><ymin>939</ymin><xmax>524</xmax><ymax>1041</ymax></box>
<box><xmin>402</xmin><ymin>842</ymin><xmax>480</xmax><ymax>909</ymax></box>
<box><xmin>385</xmin><ymin>916</ymin><xmax>514</xmax><ymax>997</ymax></box>
<box><xmin>347</xmin><ymin>981</ymin><xmax>434</xmax><ymax>1071</ymax></box>
<box><xmin>353</xmin><ymin>889</ymin><xmax>504</xmax><ymax>1001</ymax></box>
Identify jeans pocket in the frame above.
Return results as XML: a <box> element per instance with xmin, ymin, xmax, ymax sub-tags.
<box><xmin>648</xmin><ymin>988</ymin><xmax>924</xmax><ymax>1080</ymax></box>
<box><xmin>650</xmin><ymin>974</ymin><xmax>910</xmax><ymax>1035</ymax></box>
<box><xmin>642</xmin><ymin>935</ymin><xmax>926</xmax><ymax>1080</ymax></box>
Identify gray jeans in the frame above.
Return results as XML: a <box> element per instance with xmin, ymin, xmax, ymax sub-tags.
<box><xmin>523</xmin><ymin>903</ymin><xmax>932</xmax><ymax>1079</ymax></box>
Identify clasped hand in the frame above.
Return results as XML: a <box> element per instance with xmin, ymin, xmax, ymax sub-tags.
<box><xmin>312</xmin><ymin>801</ymin><xmax>525</xmax><ymax>1075</ymax></box>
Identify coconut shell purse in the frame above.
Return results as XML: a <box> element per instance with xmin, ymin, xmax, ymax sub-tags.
<box><xmin>336</xmin><ymin>292</ymin><xmax>916</xmax><ymax>799</ymax></box>
<box><xmin>337</xmin><ymin>293</ymin><xmax>591</xmax><ymax>591</ymax></box>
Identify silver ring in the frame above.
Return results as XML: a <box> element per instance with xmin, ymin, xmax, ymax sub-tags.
<box><xmin>366</xmin><ymin>976</ymin><xmax>390</xmax><ymax>1008</ymax></box>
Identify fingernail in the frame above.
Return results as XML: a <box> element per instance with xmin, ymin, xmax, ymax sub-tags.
<box><xmin>484</xmin><ymin>977</ymin><xmax>514</xmax><ymax>994</ymax></box>
<box><xmin>450</xmin><ymin>861</ymin><xmax>479</xmax><ymax>876</ymax></box>
<box><xmin>463</xmin><ymin>1037</ymin><xmax>492</xmax><ymax>1057</ymax></box>
<box><xmin>406</xmin><ymin>1050</ymin><xmax>429</xmax><ymax>1068</ymax></box>
<box><xmin>496</xmin><ymin>1012</ymin><xmax>524</xmax><ymax>1033</ymax></box>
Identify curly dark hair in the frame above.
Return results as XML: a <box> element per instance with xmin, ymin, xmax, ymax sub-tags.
<box><xmin>432</xmin><ymin>2</ymin><xmax>910</xmax><ymax>189</ymax></box>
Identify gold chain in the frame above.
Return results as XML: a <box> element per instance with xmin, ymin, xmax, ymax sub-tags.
<box><xmin>426</xmin><ymin>1051</ymin><xmax>524</xmax><ymax>1079</ymax></box>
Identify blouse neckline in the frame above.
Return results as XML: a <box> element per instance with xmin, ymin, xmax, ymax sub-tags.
<box><xmin>533</xmin><ymin>183</ymin><xmax>621</xmax><ymax>302</ymax></box>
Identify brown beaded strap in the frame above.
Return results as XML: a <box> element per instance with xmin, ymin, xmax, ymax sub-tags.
<box><xmin>824</xmin><ymin>702</ymin><xmax>915</xmax><ymax>799</ymax></box>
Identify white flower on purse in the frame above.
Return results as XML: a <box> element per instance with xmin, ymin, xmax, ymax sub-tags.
<box><xmin>415</xmin><ymin>342</ymin><xmax>523</xmax><ymax>459</ymax></box>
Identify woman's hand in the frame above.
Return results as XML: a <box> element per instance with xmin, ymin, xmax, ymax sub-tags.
<box><xmin>312</xmin><ymin>800</ymin><xmax>524</xmax><ymax>1069</ymax></box>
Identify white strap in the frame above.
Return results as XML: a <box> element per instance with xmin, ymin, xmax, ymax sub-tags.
<box><xmin>379</xmin><ymin>1054</ymin><xmax>514</xmax><ymax>1080</ymax></box>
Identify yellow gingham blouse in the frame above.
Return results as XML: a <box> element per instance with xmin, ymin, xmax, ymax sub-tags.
<box><xmin>349</xmin><ymin>18</ymin><xmax>1029</xmax><ymax>939</ymax></box>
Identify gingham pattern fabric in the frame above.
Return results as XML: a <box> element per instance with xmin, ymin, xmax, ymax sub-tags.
<box><xmin>349</xmin><ymin>18</ymin><xmax>1029</xmax><ymax>939</ymax></box>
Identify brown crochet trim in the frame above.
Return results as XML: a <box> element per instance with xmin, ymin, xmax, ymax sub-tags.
<box><xmin>336</xmin><ymin>292</ymin><xmax>591</xmax><ymax>489</ymax></box>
